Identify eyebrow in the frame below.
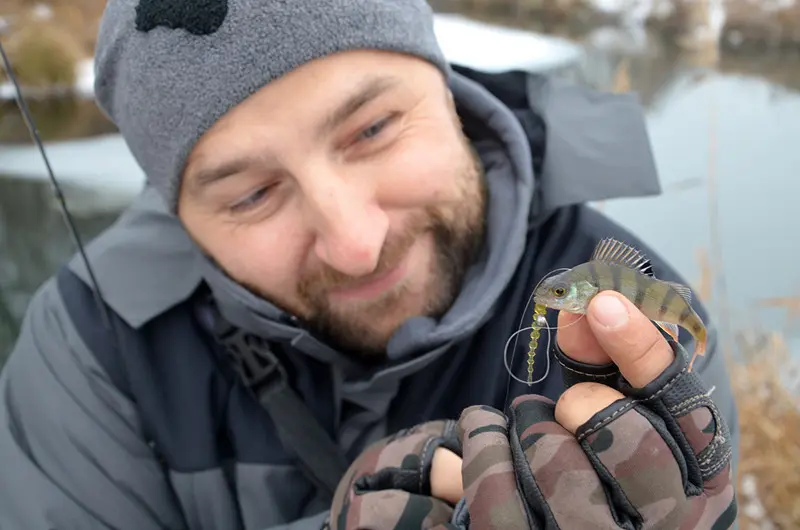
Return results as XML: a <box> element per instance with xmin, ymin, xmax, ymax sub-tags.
<box><xmin>187</xmin><ymin>75</ymin><xmax>401</xmax><ymax>195</ymax></box>
<box><xmin>315</xmin><ymin>74</ymin><xmax>401</xmax><ymax>141</ymax></box>
<box><xmin>187</xmin><ymin>155</ymin><xmax>265</xmax><ymax>197</ymax></box>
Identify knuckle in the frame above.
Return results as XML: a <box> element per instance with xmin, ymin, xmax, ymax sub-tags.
<box><xmin>624</xmin><ymin>327</ymin><xmax>673</xmax><ymax>385</ymax></box>
<box><xmin>630</xmin><ymin>331</ymin><xmax>664</xmax><ymax>367</ymax></box>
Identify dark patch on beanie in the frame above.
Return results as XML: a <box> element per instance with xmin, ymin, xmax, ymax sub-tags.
<box><xmin>98</xmin><ymin>0</ymin><xmax>450</xmax><ymax>211</ymax></box>
<box><xmin>135</xmin><ymin>0</ymin><xmax>228</xmax><ymax>35</ymax></box>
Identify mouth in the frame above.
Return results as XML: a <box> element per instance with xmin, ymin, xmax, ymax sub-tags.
<box><xmin>327</xmin><ymin>249</ymin><xmax>412</xmax><ymax>302</ymax></box>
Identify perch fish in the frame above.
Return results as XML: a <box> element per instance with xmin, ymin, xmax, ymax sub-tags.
<box><xmin>533</xmin><ymin>238</ymin><xmax>708</xmax><ymax>372</ymax></box>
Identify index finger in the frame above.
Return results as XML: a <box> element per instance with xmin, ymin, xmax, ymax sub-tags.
<box><xmin>556</xmin><ymin>310</ymin><xmax>608</xmax><ymax>366</ymax></box>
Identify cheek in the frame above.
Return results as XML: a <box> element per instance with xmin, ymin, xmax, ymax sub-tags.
<box><xmin>187</xmin><ymin>211</ymin><xmax>306</xmax><ymax>298</ymax></box>
<box><xmin>376</xmin><ymin>124</ymin><xmax>469</xmax><ymax>206</ymax></box>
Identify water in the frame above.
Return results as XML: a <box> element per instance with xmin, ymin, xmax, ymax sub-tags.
<box><xmin>2</xmin><ymin>16</ymin><xmax>799</xmax><ymax>365</ymax></box>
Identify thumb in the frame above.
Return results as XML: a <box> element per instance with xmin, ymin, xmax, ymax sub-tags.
<box><xmin>587</xmin><ymin>291</ymin><xmax>675</xmax><ymax>388</ymax></box>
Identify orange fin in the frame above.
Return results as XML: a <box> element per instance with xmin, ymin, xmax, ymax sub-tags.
<box><xmin>687</xmin><ymin>337</ymin><xmax>707</xmax><ymax>373</ymax></box>
<box><xmin>655</xmin><ymin>321</ymin><xmax>679</xmax><ymax>342</ymax></box>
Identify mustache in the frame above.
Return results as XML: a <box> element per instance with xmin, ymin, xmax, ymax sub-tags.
<box><xmin>297</xmin><ymin>211</ymin><xmax>435</xmax><ymax>297</ymax></box>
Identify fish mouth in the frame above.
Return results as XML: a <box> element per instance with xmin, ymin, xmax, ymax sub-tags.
<box><xmin>532</xmin><ymin>292</ymin><xmax>551</xmax><ymax>307</ymax></box>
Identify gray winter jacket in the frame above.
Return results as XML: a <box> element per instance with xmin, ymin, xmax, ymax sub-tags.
<box><xmin>0</xmin><ymin>67</ymin><xmax>739</xmax><ymax>530</ymax></box>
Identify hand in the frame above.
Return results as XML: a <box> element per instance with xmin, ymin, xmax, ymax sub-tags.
<box><xmin>453</xmin><ymin>291</ymin><xmax>737</xmax><ymax>529</ymax></box>
<box><xmin>328</xmin><ymin>420</ymin><xmax>462</xmax><ymax>529</ymax></box>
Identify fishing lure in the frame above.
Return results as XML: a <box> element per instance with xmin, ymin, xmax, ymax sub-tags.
<box><xmin>527</xmin><ymin>304</ymin><xmax>547</xmax><ymax>384</ymax></box>
<box><xmin>533</xmin><ymin>238</ymin><xmax>708</xmax><ymax>372</ymax></box>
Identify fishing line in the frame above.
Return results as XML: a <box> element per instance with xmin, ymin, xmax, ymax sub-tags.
<box><xmin>504</xmin><ymin>324</ymin><xmax>551</xmax><ymax>386</ymax></box>
<box><xmin>503</xmin><ymin>267</ymin><xmax>571</xmax><ymax>406</ymax></box>
<box><xmin>0</xmin><ymin>41</ymin><xmax>112</xmax><ymax>330</ymax></box>
<box><xmin>502</xmin><ymin>313</ymin><xmax>587</xmax><ymax>386</ymax></box>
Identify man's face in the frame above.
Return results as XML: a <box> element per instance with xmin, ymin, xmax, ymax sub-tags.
<box><xmin>178</xmin><ymin>50</ymin><xmax>487</xmax><ymax>360</ymax></box>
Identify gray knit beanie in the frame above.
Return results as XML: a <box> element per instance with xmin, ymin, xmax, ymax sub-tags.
<box><xmin>93</xmin><ymin>0</ymin><xmax>450</xmax><ymax>212</ymax></box>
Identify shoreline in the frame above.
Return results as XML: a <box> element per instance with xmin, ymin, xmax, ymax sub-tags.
<box><xmin>4</xmin><ymin>1</ymin><xmax>800</xmax><ymax>98</ymax></box>
<box><xmin>430</xmin><ymin>0</ymin><xmax>800</xmax><ymax>53</ymax></box>
<box><xmin>0</xmin><ymin>57</ymin><xmax>95</xmax><ymax>101</ymax></box>
<box><xmin>0</xmin><ymin>14</ymin><xmax>584</xmax><ymax>102</ymax></box>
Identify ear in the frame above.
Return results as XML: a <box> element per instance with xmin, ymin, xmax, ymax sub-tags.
<box><xmin>445</xmin><ymin>88</ymin><xmax>456</xmax><ymax>109</ymax></box>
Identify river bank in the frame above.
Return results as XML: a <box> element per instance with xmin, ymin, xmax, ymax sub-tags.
<box><xmin>732</xmin><ymin>331</ymin><xmax>800</xmax><ymax>528</ymax></box>
<box><xmin>3</xmin><ymin>0</ymin><xmax>800</xmax><ymax>93</ymax></box>
<box><xmin>432</xmin><ymin>0</ymin><xmax>800</xmax><ymax>53</ymax></box>
<box><xmin>0</xmin><ymin>1</ymin><xmax>104</xmax><ymax>92</ymax></box>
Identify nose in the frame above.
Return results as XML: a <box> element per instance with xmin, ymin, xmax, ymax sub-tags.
<box><xmin>303</xmin><ymin>176</ymin><xmax>389</xmax><ymax>277</ymax></box>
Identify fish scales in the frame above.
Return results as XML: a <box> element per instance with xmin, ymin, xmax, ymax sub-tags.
<box><xmin>575</xmin><ymin>262</ymin><xmax>685</xmax><ymax>320</ymax></box>
<box><xmin>532</xmin><ymin>238</ymin><xmax>709</xmax><ymax>372</ymax></box>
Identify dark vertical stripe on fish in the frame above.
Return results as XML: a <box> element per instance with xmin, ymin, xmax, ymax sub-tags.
<box><xmin>659</xmin><ymin>288</ymin><xmax>676</xmax><ymax>319</ymax></box>
<box><xmin>619</xmin><ymin>267</ymin><xmax>640</xmax><ymax>304</ymax></box>
<box><xmin>633</xmin><ymin>269</ymin><xmax>648</xmax><ymax>308</ymax></box>
<box><xmin>610</xmin><ymin>264</ymin><xmax>622</xmax><ymax>293</ymax></box>
<box><xmin>597</xmin><ymin>262</ymin><xmax>614</xmax><ymax>291</ymax></box>
<box><xmin>679</xmin><ymin>305</ymin><xmax>694</xmax><ymax>325</ymax></box>
<box><xmin>642</xmin><ymin>278</ymin><xmax>667</xmax><ymax>317</ymax></box>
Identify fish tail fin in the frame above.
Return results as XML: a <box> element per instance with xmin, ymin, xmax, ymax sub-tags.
<box><xmin>687</xmin><ymin>329</ymin><xmax>708</xmax><ymax>373</ymax></box>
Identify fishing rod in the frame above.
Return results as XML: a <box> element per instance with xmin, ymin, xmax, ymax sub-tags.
<box><xmin>0</xmin><ymin>40</ymin><xmax>113</xmax><ymax>330</ymax></box>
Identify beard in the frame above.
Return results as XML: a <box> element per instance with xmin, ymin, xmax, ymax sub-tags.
<box><xmin>300</xmin><ymin>212</ymin><xmax>482</xmax><ymax>361</ymax></box>
<box><xmin>242</xmin><ymin>141</ymin><xmax>488</xmax><ymax>362</ymax></box>
<box><xmin>301</xmin><ymin>151</ymin><xmax>486</xmax><ymax>361</ymax></box>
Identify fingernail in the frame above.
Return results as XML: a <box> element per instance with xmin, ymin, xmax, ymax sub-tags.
<box><xmin>593</xmin><ymin>294</ymin><xmax>629</xmax><ymax>329</ymax></box>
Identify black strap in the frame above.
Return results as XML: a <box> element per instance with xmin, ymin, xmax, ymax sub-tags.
<box><xmin>214</xmin><ymin>319</ymin><xmax>349</xmax><ymax>499</ymax></box>
<box><xmin>59</xmin><ymin>265</ymin><xmax>349</xmax><ymax>499</ymax></box>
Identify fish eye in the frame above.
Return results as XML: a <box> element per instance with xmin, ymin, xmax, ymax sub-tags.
<box><xmin>552</xmin><ymin>286</ymin><xmax>566</xmax><ymax>297</ymax></box>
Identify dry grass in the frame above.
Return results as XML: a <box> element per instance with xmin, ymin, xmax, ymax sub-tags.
<box><xmin>0</xmin><ymin>18</ymin><xmax>84</xmax><ymax>87</ymax></box>
<box><xmin>0</xmin><ymin>0</ymin><xmax>105</xmax><ymax>88</ymax></box>
<box><xmin>690</xmin><ymin>247</ymin><xmax>800</xmax><ymax>529</ymax></box>
<box><xmin>1</xmin><ymin>0</ymin><xmax>106</xmax><ymax>52</ymax></box>
<box><xmin>732</xmin><ymin>332</ymin><xmax>800</xmax><ymax>529</ymax></box>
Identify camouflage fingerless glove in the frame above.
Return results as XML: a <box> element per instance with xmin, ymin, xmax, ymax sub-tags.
<box><xmin>328</xmin><ymin>419</ymin><xmax>461</xmax><ymax>530</ymax></box>
<box><xmin>455</xmin><ymin>339</ymin><xmax>737</xmax><ymax>529</ymax></box>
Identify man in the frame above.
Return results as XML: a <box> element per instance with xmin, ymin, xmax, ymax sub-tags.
<box><xmin>0</xmin><ymin>0</ymin><xmax>738</xmax><ymax>528</ymax></box>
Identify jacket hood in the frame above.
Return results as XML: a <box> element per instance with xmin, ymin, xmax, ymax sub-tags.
<box><xmin>199</xmin><ymin>69</ymin><xmax>535</xmax><ymax>377</ymax></box>
<box><xmin>67</xmin><ymin>67</ymin><xmax>663</xmax><ymax>384</ymax></box>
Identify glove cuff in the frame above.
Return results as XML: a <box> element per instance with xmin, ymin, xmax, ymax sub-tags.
<box><xmin>554</xmin><ymin>339</ymin><xmax>620</xmax><ymax>389</ymax></box>
<box><xmin>449</xmin><ymin>497</ymin><xmax>470</xmax><ymax>528</ymax></box>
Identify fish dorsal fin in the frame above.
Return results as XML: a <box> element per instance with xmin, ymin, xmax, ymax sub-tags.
<box><xmin>591</xmin><ymin>238</ymin><xmax>654</xmax><ymax>277</ymax></box>
<box><xmin>666</xmin><ymin>281</ymin><xmax>693</xmax><ymax>304</ymax></box>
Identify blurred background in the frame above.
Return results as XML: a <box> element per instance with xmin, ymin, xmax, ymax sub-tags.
<box><xmin>1</xmin><ymin>0</ymin><xmax>798</xmax><ymax>527</ymax></box>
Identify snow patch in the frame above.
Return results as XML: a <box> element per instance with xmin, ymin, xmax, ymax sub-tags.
<box><xmin>32</xmin><ymin>4</ymin><xmax>53</xmax><ymax>20</ymax></box>
<box><xmin>0</xmin><ymin>134</ymin><xmax>146</xmax><ymax>199</ymax></box>
<box><xmin>432</xmin><ymin>13</ymin><xmax>582</xmax><ymax>73</ymax></box>
<box><xmin>590</xmin><ymin>0</ymin><xmax>675</xmax><ymax>24</ymax></box>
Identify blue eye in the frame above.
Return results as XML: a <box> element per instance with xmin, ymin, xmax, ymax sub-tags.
<box><xmin>359</xmin><ymin>118</ymin><xmax>389</xmax><ymax>141</ymax></box>
<box><xmin>231</xmin><ymin>186</ymin><xmax>269</xmax><ymax>212</ymax></box>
